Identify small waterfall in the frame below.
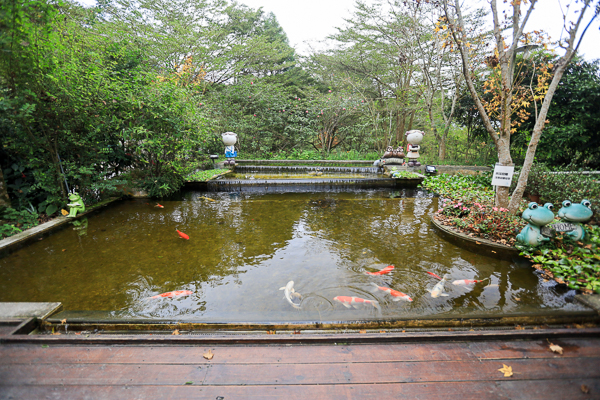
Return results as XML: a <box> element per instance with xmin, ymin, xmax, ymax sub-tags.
<box><xmin>234</xmin><ymin>165</ymin><xmax>381</xmax><ymax>174</ymax></box>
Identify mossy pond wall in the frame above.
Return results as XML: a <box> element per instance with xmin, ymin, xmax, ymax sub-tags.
<box><xmin>0</xmin><ymin>188</ymin><xmax>587</xmax><ymax>323</ymax></box>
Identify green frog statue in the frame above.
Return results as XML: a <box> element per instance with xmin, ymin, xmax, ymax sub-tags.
<box><xmin>516</xmin><ymin>202</ymin><xmax>555</xmax><ymax>247</ymax></box>
<box><xmin>557</xmin><ymin>200</ymin><xmax>593</xmax><ymax>241</ymax></box>
<box><xmin>66</xmin><ymin>192</ymin><xmax>85</xmax><ymax>218</ymax></box>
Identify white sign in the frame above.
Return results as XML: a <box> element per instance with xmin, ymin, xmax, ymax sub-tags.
<box><xmin>491</xmin><ymin>164</ymin><xmax>514</xmax><ymax>187</ymax></box>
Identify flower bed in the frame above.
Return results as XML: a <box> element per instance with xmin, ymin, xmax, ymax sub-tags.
<box><xmin>422</xmin><ymin>173</ymin><xmax>599</xmax><ymax>294</ymax></box>
<box><xmin>422</xmin><ymin>173</ymin><xmax>525</xmax><ymax>246</ymax></box>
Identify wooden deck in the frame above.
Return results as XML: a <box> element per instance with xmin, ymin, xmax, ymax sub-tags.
<box><xmin>1</xmin><ymin>330</ymin><xmax>600</xmax><ymax>399</ymax></box>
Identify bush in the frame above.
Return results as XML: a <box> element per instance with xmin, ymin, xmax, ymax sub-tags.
<box><xmin>0</xmin><ymin>207</ymin><xmax>39</xmax><ymax>238</ymax></box>
<box><xmin>518</xmin><ymin>225</ymin><xmax>600</xmax><ymax>293</ymax></box>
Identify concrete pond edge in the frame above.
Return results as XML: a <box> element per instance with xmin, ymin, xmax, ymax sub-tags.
<box><xmin>0</xmin><ymin>197</ymin><xmax>122</xmax><ymax>254</ymax></box>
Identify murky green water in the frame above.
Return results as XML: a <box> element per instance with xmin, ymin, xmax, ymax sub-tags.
<box><xmin>0</xmin><ymin>190</ymin><xmax>585</xmax><ymax>321</ymax></box>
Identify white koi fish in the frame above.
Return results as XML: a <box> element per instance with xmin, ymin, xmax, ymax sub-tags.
<box><xmin>430</xmin><ymin>275</ymin><xmax>449</xmax><ymax>298</ymax></box>
<box><xmin>279</xmin><ymin>281</ymin><xmax>302</xmax><ymax>309</ymax></box>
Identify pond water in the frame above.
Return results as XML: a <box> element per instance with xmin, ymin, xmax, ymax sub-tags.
<box><xmin>0</xmin><ymin>189</ymin><xmax>585</xmax><ymax>322</ymax></box>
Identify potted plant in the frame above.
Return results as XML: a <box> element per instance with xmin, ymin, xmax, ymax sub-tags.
<box><xmin>524</xmin><ymin>163</ymin><xmax>548</xmax><ymax>203</ymax></box>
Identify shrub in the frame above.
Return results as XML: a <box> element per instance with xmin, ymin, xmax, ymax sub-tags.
<box><xmin>0</xmin><ymin>207</ymin><xmax>39</xmax><ymax>238</ymax></box>
<box><xmin>518</xmin><ymin>225</ymin><xmax>600</xmax><ymax>293</ymax></box>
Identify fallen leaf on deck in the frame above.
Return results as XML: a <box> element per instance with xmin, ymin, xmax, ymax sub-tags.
<box><xmin>491</xmin><ymin>250</ymin><xmax>497</xmax><ymax>253</ymax></box>
<box><xmin>380</xmin><ymin>330</ymin><xmax>386</xmax><ymax>333</ymax></box>
<box><xmin>581</xmin><ymin>384</ymin><xmax>590</xmax><ymax>394</ymax></box>
<box><xmin>60</xmin><ymin>319</ymin><xmax>67</xmax><ymax>324</ymax></box>
<box><xmin>515</xmin><ymin>325</ymin><xmax>525</xmax><ymax>330</ymax></box>
<box><xmin>359</xmin><ymin>329</ymin><xmax>366</xmax><ymax>334</ymax></box>
<box><xmin>475</xmin><ymin>241</ymin><xmax>481</xmax><ymax>245</ymax></box>
<box><xmin>549</xmin><ymin>343</ymin><xmax>563</xmax><ymax>355</ymax></box>
<box><xmin>498</xmin><ymin>364</ymin><xmax>513</xmax><ymax>377</ymax></box>
<box><xmin>184</xmin><ymin>381</ymin><xmax>193</xmax><ymax>385</ymax></box>
<box><xmin>203</xmin><ymin>349</ymin><xmax>214</xmax><ymax>360</ymax></box>
<box><xmin>52</xmin><ymin>332</ymin><xmax>61</xmax><ymax>335</ymax></box>
<box><xmin>61</xmin><ymin>209</ymin><xmax>69</xmax><ymax>216</ymax></box>
<box><xmin>172</xmin><ymin>330</ymin><xmax>180</xmax><ymax>335</ymax></box>
<box><xmin>62</xmin><ymin>249</ymin><xmax>67</xmax><ymax>252</ymax></box>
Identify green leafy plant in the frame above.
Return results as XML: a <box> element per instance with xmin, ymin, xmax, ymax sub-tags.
<box><xmin>0</xmin><ymin>207</ymin><xmax>39</xmax><ymax>238</ymax></box>
<box><xmin>518</xmin><ymin>225</ymin><xmax>600</xmax><ymax>293</ymax></box>
<box><xmin>186</xmin><ymin>169</ymin><xmax>230</xmax><ymax>182</ymax></box>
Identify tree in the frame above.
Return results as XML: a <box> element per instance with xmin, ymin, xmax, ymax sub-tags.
<box><xmin>511</xmin><ymin>58</ymin><xmax>600</xmax><ymax>168</ymax></box>
<box><xmin>442</xmin><ymin>0</ymin><xmax>599</xmax><ymax>212</ymax></box>
<box><xmin>99</xmin><ymin>0</ymin><xmax>296</xmax><ymax>89</ymax></box>
<box><xmin>311</xmin><ymin>0</ymin><xmax>424</xmax><ymax>150</ymax></box>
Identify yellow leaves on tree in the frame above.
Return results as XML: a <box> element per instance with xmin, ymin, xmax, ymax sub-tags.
<box><xmin>482</xmin><ymin>32</ymin><xmax>554</xmax><ymax>135</ymax></box>
<box><xmin>157</xmin><ymin>56</ymin><xmax>207</xmax><ymax>88</ymax></box>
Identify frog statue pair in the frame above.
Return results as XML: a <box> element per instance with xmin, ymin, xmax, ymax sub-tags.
<box><xmin>516</xmin><ymin>199</ymin><xmax>593</xmax><ymax>247</ymax></box>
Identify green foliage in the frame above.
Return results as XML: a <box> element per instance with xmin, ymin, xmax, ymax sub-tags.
<box><xmin>186</xmin><ymin>168</ymin><xmax>230</xmax><ymax>182</ymax></box>
<box><xmin>512</xmin><ymin>59</ymin><xmax>600</xmax><ymax>168</ymax></box>
<box><xmin>389</xmin><ymin>169</ymin><xmax>420</xmax><ymax>179</ymax></box>
<box><xmin>0</xmin><ymin>207</ymin><xmax>39</xmax><ymax>238</ymax></box>
<box><xmin>518</xmin><ymin>225</ymin><xmax>600</xmax><ymax>293</ymax></box>
<box><xmin>511</xmin><ymin>163</ymin><xmax>600</xmax><ymax>220</ymax></box>
<box><xmin>421</xmin><ymin>173</ymin><xmax>494</xmax><ymax>204</ymax></box>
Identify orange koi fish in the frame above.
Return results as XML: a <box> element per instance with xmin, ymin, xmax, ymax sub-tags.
<box><xmin>176</xmin><ymin>228</ymin><xmax>189</xmax><ymax>240</ymax></box>
<box><xmin>371</xmin><ymin>283</ymin><xmax>412</xmax><ymax>302</ymax></box>
<box><xmin>150</xmin><ymin>290</ymin><xmax>193</xmax><ymax>299</ymax></box>
<box><xmin>333</xmin><ymin>296</ymin><xmax>381</xmax><ymax>310</ymax></box>
<box><xmin>155</xmin><ymin>203</ymin><xmax>164</xmax><ymax>208</ymax></box>
<box><xmin>364</xmin><ymin>265</ymin><xmax>394</xmax><ymax>276</ymax></box>
<box><xmin>426</xmin><ymin>271</ymin><xmax>443</xmax><ymax>280</ymax></box>
<box><xmin>452</xmin><ymin>279</ymin><xmax>484</xmax><ymax>287</ymax></box>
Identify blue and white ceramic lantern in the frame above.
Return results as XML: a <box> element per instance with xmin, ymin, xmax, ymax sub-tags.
<box><xmin>222</xmin><ymin>132</ymin><xmax>238</xmax><ymax>166</ymax></box>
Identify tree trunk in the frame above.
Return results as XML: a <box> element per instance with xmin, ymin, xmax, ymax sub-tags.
<box><xmin>0</xmin><ymin>168</ymin><xmax>11</xmax><ymax>208</ymax></box>
<box><xmin>438</xmin><ymin>139</ymin><xmax>447</xmax><ymax>161</ymax></box>
<box><xmin>507</xmin><ymin>62</ymin><xmax>569</xmax><ymax>212</ymax></box>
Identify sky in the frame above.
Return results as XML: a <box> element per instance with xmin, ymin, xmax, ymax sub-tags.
<box><xmin>238</xmin><ymin>0</ymin><xmax>600</xmax><ymax>59</ymax></box>
<box><xmin>77</xmin><ymin>0</ymin><xmax>600</xmax><ymax>60</ymax></box>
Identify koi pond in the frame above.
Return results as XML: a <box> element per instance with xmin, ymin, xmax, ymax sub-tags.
<box><xmin>0</xmin><ymin>189</ymin><xmax>587</xmax><ymax>323</ymax></box>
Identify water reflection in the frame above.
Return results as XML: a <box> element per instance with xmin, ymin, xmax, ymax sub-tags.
<box><xmin>0</xmin><ymin>190</ymin><xmax>584</xmax><ymax>321</ymax></box>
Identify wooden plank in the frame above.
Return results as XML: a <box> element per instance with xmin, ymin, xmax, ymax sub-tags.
<box><xmin>1</xmin><ymin>358</ymin><xmax>598</xmax><ymax>386</ymax></box>
<box><xmin>2</xmin><ymin>338</ymin><xmax>599</xmax><ymax>365</ymax></box>
<box><xmin>202</xmin><ymin>357</ymin><xmax>600</xmax><ymax>386</ymax></box>
<box><xmin>3</xmin><ymin>327</ymin><xmax>600</xmax><ymax>346</ymax></box>
<box><xmin>1</xmin><ymin>379</ymin><xmax>599</xmax><ymax>400</ymax></box>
